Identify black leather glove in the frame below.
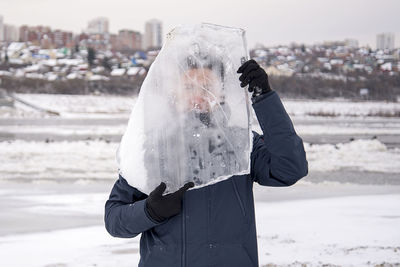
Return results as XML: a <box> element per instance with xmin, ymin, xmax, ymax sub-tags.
<box><xmin>237</xmin><ymin>59</ymin><xmax>272</xmax><ymax>98</ymax></box>
<box><xmin>145</xmin><ymin>182</ymin><xmax>194</xmax><ymax>222</ymax></box>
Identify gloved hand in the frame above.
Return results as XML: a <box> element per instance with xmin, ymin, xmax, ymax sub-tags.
<box><xmin>237</xmin><ymin>59</ymin><xmax>272</xmax><ymax>98</ymax></box>
<box><xmin>145</xmin><ymin>182</ymin><xmax>194</xmax><ymax>222</ymax></box>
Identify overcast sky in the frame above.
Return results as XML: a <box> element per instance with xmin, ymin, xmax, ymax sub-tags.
<box><xmin>1</xmin><ymin>0</ymin><xmax>399</xmax><ymax>49</ymax></box>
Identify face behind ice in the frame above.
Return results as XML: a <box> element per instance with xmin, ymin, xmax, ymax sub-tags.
<box><xmin>175</xmin><ymin>67</ymin><xmax>223</xmax><ymax>113</ymax></box>
<box><xmin>118</xmin><ymin>24</ymin><xmax>251</xmax><ymax>194</ymax></box>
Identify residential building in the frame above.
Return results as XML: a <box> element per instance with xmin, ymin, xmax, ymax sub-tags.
<box><xmin>345</xmin><ymin>38</ymin><xmax>359</xmax><ymax>48</ymax></box>
<box><xmin>4</xmin><ymin>24</ymin><xmax>19</xmax><ymax>42</ymax></box>
<box><xmin>53</xmin><ymin>30</ymin><xmax>73</xmax><ymax>48</ymax></box>
<box><xmin>0</xmin><ymin>15</ymin><xmax>4</xmax><ymax>41</ymax></box>
<box><xmin>144</xmin><ymin>19</ymin><xmax>162</xmax><ymax>50</ymax></box>
<box><xmin>19</xmin><ymin>25</ymin><xmax>52</xmax><ymax>44</ymax></box>
<box><xmin>376</xmin><ymin>33</ymin><xmax>395</xmax><ymax>50</ymax></box>
<box><xmin>87</xmin><ymin>17</ymin><xmax>109</xmax><ymax>34</ymax></box>
<box><xmin>117</xmin><ymin>29</ymin><xmax>142</xmax><ymax>51</ymax></box>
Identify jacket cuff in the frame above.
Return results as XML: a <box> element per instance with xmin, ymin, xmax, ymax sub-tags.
<box><xmin>251</xmin><ymin>90</ymin><xmax>275</xmax><ymax>104</ymax></box>
<box><xmin>132</xmin><ymin>198</ymin><xmax>164</xmax><ymax>228</ymax></box>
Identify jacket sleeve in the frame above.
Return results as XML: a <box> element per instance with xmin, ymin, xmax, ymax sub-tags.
<box><xmin>250</xmin><ymin>90</ymin><xmax>308</xmax><ymax>186</ymax></box>
<box><xmin>104</xmin><ymin>174</ymin><xmax>162</xmax><ymax>238</ymax></box>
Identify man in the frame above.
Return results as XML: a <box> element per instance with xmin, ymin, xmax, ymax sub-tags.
<box><xmin>143</xmin><ymin>57</ymin><xmax>249</xmax><ymax>192</ymax></box>
<box><xmin>104</xmin><ymin>59</ymin><xmax>308</xmax><ymax>267</ymax></box>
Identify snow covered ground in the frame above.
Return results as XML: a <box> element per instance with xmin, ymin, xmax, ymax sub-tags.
<box><xmin>2</xmin><ymin>118</ymin><xmax>400</xmax><ymax>137</ymax></box>
<box><xmin>0</xmin><ymin>140</ymin><xmax>118</xmax><ymax>182</ymax></box>
<box><xmin>0</xmin><ymin>138</ymin><xmax>399</xmax><ymax>184</ymax></box>
<box><xmin>1</xmin><ymin>94</ymin><xmax>400</xmax><ymax>145</ymax></box>
<box><xmin>304</xmin><ymin>139</ymin><xmax>400</xmax><ymax>173</ymax></box>
<box><xmin>0</xmin><ymin>124</ymin><xmax>126</xmax><ymax>136</ymax></box>
<box><xmin>1</xmin><ymin>93</ymin><xmax>400</xmax><ymax>266</ymax></box>
<box><xmin>0</xmin><ymin>93</ymin><xmax>135</xmax><ymax>118</ymax></box>
<box><xmin>256</xmin><ymin>194</ymin><xmax>400</xmax><ymax>266</ymax></box>
<box><xmin>1</xmin><ymin>93</ymin><xmax>400</xmax><ymax>119</ymax></box>
<box><xmin>0</xmin><ymin>188</ymin><xmax>398</xmax><ymax>267</ymax></box>
<box><xmin>282</xmin><ymin>98</ymin><xmax>400</xmax><ymax>117</ymax></box>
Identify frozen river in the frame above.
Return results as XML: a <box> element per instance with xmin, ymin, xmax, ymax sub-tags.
<box><xmin>1</xmin><ymin>113</ymin><xmax>400</xmax><ymax>185</ymax></box>
<box><xmin>1</xmin><ymin>116</ymin><xmax>400</xmax><ymax>149</ymax></box>
<box><xmin>0</xmin><ymin>94</ymin><xmax>399</xmax><ymax>266</ymax></box>
<box><xmin>0</xmin><ymin>178</ymin><xmax>399</xmax><ymax>267</ymax></box>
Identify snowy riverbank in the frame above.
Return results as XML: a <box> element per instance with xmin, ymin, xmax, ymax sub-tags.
<box><xmin>0</xmin><ymin>181</ymin><xmax>399</xmax><ymax>267</ymax></box>
<box><xmin>1</xmin><ymin>93</ymin><xmax>399</xmax><ymax>266</ymax></box>
<box><xmin>1</xmin><ymin>93</ymin><xmax>400</xmax><ymax>119</ymax></box>
<box><xmin>0</xmin><ymin>138</ymin><xmax>399</xmax><ymax>184</ymax></box>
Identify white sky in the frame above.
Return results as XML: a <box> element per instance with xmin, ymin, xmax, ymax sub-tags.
<box><xmin>0</xmin><ymin>0</ymin><xmax>399</xmax><ymax>49</ymax></box>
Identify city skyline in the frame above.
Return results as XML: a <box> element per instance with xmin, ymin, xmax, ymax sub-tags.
<box><xmin>0</xmin><ymin>15</ymin><xmax>398</xmax><ymax>51</ymax></box>
<box><xmin>0</xmin><ymin>0</ymin><xmax>399</xmax><ymax>49</ymax></box>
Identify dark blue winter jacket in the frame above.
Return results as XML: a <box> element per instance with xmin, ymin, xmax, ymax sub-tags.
<box><xmin>104</xmin><ymin>90</ymin><xmax>308</xmax><ymax>267</ymax></box>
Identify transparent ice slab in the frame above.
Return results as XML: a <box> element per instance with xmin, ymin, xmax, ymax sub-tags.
<box><xmin>117</xmin><ymin>23</ymin><xmax>252</xmax><ymax>194</ymax></box>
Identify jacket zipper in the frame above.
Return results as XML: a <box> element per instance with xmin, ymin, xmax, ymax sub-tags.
<box><xmin>231</xmin><ymin>178</ymin><xmax>246</xmax><ymax>217</ymax></box>
<box><xmin>181</xmin><ymin>194</ymin><xmax>186</xmax><ymax>267</ymax></box>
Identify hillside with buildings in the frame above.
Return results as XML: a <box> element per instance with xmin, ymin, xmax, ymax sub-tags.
<box><xmin>0</xmin><ymin>15</ymin><xmax>399</xmax><ymax>100</ymax></box>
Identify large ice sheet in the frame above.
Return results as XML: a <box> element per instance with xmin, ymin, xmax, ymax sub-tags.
<box><xmin>117</xmin><ymin>23</ymin><xmax>251</xmax><ymax>194</ymax></box>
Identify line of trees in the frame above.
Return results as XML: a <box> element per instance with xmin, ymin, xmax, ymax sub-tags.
<box><xmin>0</xmin><ymin>72</ymin><xmax>399</xmax><ymax>101</ymax></box>
<box><xmin>270</xmin><ymin>73</ymin><xmax>400</xmax><ymax>101</ymax></box>
<box><xmin>0</xmin><ymin>76</ymin><xmax>144</xmax><ymax>95</ymax></box>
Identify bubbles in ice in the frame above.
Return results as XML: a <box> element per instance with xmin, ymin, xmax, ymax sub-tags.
<box><xmin>117</xmin><ymin>23</ymin><xmax>252</xmax><ymax>194</ymax></box>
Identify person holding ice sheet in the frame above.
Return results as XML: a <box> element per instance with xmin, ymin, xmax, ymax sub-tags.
<box><xmin>104</xmin><ymin>24</ymin><xmax>308</xmax><ymax>267</ymax></box>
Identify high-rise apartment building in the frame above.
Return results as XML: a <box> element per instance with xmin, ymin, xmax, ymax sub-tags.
<box><xmin>0</xmin><ymin>15</ymin><xmax>4</xmax><ymax>41</ymax></box>
<box><xmin>144</xmin><ymin>19</ymin><xmax>162</xmax><ymax>50</ymax></box>
<box><xmin>19</xmin><ymin>25</ymin><xmax>52</xmax><ymax>44</ymax></box>
<box><xmin>117</xmin><ymin>29</ymin><xmax>142</xmax><ymax>51</ymax></box>
<box><xmin>344</xmin><ymin>38</ymin><xmax>359</xmax><ymax>48</ymax></box>
<box><xmin>53</xmin><ymin>29</ymin><xmax>73</xmax><ymax>48</ymax></box>
<box><xmin>376</xmin><ymin>33</ymin><xmax>395</xmax><ymax>50</ymax></box>
<box><xmin>4</xmin><ymin>24</ymin><xmax>19</xmax><ymax>42</ymax></box>
<box><xmin>87</xmin><ymin>17</ymin><xmax>109</xmax><ymax>34</ymax></box>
